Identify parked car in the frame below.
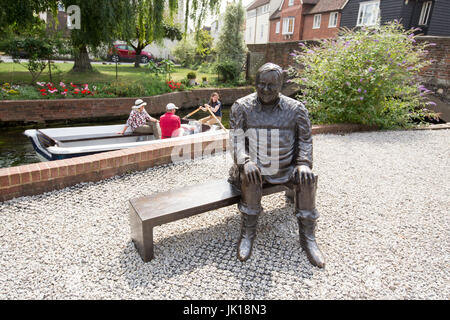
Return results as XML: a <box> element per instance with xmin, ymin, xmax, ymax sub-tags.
<box><xmin>107</xmin><ymin>44</ymin><xmax>153</xmax><ymax>63</ymax></box>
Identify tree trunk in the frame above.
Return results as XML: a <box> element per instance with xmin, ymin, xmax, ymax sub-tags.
<box><xmin>72</xmin><ymin>45</ymin><xmax>93</xmax><ymax>72</ymax></box>
<box><xmin>134</xmin><ymin>47</ymin><xmax>143</xmax><ymax>68</ymax></box>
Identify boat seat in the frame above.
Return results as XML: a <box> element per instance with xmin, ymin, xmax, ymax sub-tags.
<box><xmin>44</xmin><ymin>130</ymin><xmax>152</xmax><ymax>143</ymax></box>
<box><xmin>129</xmin><ymin>179</ymin><xmax>288</xmax><ymax>262</ymax></box>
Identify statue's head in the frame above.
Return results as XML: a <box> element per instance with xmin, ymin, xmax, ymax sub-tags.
<box><xmin>255</xmin><ymin>63</ymin><xmax>283</xmax><ymax>105</ymax></box>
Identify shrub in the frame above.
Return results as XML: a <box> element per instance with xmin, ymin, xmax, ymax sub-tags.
<box><xmin>172</xmin><ymin>39</ymin><xmax>197</xmax><ymax>67</ymax></box>
<box><xmin>215</xmin><ymin>59</ymin><xmax>241</xmax><ymax>83</ymax></box>
<box><xmin>187</xmin><ymin>71</ymin><xmax>197</xmax><ymax>79</ymax></box>
<box><xmin>289</xmin><ymin>22</ymin><xmax>436</xmax><ymax>128</ymax></box>
<box><xmin>102</xmin><ymin>81</ymin><xmax>146</xmax><ymax>97</ymax></box>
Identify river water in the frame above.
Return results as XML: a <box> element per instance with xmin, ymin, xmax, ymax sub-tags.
<box><xmin>0</xmin><ymin>107</ymin><xmax>230</xmax><ymax>168</ymax></box>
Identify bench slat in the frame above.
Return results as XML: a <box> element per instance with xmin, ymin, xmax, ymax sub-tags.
<box><xmin>129</xmin><ymin>179</ymin><xmax>287</xmax><ymax>226</ymax></box>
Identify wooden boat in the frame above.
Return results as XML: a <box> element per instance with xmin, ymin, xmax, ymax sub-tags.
<box><xmin>24</xmin><ymin>119</ymin><xmax>219</xmax><ymax>161</ymax></box>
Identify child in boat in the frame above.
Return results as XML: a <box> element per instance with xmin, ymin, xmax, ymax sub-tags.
<box><xmin>118</xmin><ymin>99</ymin><xmax>160</xmax><ymax>138</ymax></box>
<box><xmin>199</xmin><ymin>92</ymin><xmax>222</xmax><ymax>125</ymax></box>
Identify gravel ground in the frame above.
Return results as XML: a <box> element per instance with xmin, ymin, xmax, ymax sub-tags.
<box><xmin>1</xmin><ymin>129</ymin><xmax>449</xmax><ymax>300</ymax></box>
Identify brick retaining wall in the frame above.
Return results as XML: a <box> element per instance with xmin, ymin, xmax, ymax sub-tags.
<box><xmin>0</xmin><ymin>123</ymin><xmax>379</xmax><ymax>202</ymax></box>
<box><xmin>0</xmin><ymin>87</ymin><xmax>254</xmax><ymax>125</ymax></box>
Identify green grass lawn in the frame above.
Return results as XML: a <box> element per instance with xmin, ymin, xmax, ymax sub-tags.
<box><xmin>0</xmin><ymin>62</ymin><xmax>217</xmax><ymax>85</ymax></box>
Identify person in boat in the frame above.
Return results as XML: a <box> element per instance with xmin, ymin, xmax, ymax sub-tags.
<box><xmin>159</xmin><ymin>103</ymin><xmax>181</xmax><ymax>139</ymax></box>
<box><xmin>118</xmin><ymin>99</ymin><xmax>161</xmax><ymax>138</ymax></box>
<box><xmin>199</xmin><ymin>92</ymin><xmax>222</xmax><ymax>125</ymax></box>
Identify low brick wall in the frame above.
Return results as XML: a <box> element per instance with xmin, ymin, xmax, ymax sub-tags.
<box><xmin>0</xmin><ymin>123</ymin><xmax>381</xmax><ymax>202</ymax></box>
<box><xmin>0</xmin><ymin>87</ymin><xmax>254</xmax><ymax>126</ymax></box>
<box><xmin>0</xmin><ymin>131</ymin><xmax>229</xmax><ymax>202</ymax></box>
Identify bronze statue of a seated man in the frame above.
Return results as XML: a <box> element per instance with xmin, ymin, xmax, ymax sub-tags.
<box><xmin>228</xmin><ymin>63</ymin><xmax>325</xmax><ymax>268</ymax></box>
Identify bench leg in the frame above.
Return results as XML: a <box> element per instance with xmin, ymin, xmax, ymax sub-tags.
<box><xmin>129</xmin><ymin>203</ymin><xmax>155</xmax><ymax>262</ymax></box>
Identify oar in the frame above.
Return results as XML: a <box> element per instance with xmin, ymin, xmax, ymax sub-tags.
<box><xmin>207</xmin><ymin>107</ymin><xmax>228</xmax><ymax>132</ymax></box>
<box><xmin>182</xmin><ymin>106</ymin><xmax>202</xmax><ymax>119</ymax></box>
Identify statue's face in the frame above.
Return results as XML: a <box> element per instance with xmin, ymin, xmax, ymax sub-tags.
<box><xmin>256</xmin><ymin>71</ymin><xmax>282</xmax><ymax>105</ymax></box>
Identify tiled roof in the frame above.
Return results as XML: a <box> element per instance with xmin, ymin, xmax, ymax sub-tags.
<box><xmin>269</xmin><ymin>8</ymin><xmax>281</xmax><ymax>20</ymax></box>
<box><xmin>305</xmin><ymin>0</ymin><xmax>348</xmax><ymax>14</ymax></box>
<box><xmin>247</xmin><ymin>0</ymin><xmax>270</xmax><ymax>11</ymax></box>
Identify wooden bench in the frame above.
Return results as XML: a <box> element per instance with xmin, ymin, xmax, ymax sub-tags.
<box><xmin>129</xmin><ymin>179</ymin><xmax>288</xmax><ymax>262</ymax></box>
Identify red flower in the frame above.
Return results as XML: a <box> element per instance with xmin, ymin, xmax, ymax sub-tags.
<box><xmin>81</xmin><ymin>90</ymin><xmax>87</xmax><ymax>94</ymax></box>
<box><xmin>41</xmin><ymin>93</ymin><xmax>47</xmax><ymax>96</ymax></box>
<box><xmin>40</xmin><ymin>89</ymin><xmax>46</xmax><ymax>92</ymax></box>
<box><xmin>64</xmin><ymin>89</ymin><xmax>68</xmax><ymax>92</ymax></box>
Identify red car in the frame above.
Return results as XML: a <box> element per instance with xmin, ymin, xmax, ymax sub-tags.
<box><xmin>108</xmin><ymin>44</ymin><xmax>153</xmax><ymax>63</ymax></box>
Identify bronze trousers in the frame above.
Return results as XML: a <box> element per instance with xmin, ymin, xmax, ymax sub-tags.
<box><xmin>238</xmin><ymin>171</ymin><xmax>319</xmax><ymax>221</ymax></box>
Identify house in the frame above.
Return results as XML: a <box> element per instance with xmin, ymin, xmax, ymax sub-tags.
<box><xmin>269</xmin><ymin>0</ymin><xmax>319</xmax><ymax>42</ymax></box>
<box><xmin>340</xmin><ymin>0</ymin><xmax>450</xmax><ymax>36</ymax></box>
<box><xmin>39</xmin><ymin>3</ymin><xmax>71</xmax><ymax>37</ymax></box>
<box><xmin>246</xmin><ymin>0</ymin><xmax>283</xmax><ymax>44</ymax></box>
<box><xmin>302</xmin><ymin>0</ymin><xmax>348</xmax><ymax>40</ymax></box>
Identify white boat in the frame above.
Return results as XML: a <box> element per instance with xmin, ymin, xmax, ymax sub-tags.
<box><xmin>24</xmin><ymin>120</ymin><xmax>220</xmax><ymax>161</ymax></box>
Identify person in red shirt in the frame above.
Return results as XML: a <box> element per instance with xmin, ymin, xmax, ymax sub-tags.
<box><xmin>159</xmin><ymin>103</ymin><xmax>181</xmax><ymax>139</ymax></box>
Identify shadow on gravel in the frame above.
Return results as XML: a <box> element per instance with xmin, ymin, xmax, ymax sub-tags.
<box><xmin>119</xmin><ymin>198</ymin><xmax>321</xmax><ymax>299</ymax></box>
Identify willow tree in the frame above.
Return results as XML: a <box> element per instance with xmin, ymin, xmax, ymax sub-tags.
<box><xmin>60</xmin><ymin>0</ymin><xmax>134</xmax><ymax>72</ymax></box>
<box><xmin>59</xmin><ymin>0</ymin><xmax>220</xmax><ymax>72</ymax></box>
<box><xmin>127</xmin><ymin>0</ymin><xmax>182</xmax><ymax>68</ymax></box>
<box><xmin>0</xmin><ymin>0</ymin><xmax>58</xmax><ymax>36</ymax></box>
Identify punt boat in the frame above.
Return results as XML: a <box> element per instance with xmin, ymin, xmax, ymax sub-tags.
<box><xmin>24</xmin><ymin>119</ymin><xmax>219</xmax><ymax>161</ymax></box>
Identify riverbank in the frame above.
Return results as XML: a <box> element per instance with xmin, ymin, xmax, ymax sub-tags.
<box><xmin>0</xmin><ymin>87</ymin><xmax>252</xmax><ymax>127</ymax></box>
<box><xmin>1</xmin><ymin>129</ymin><xmax>448</xmax><ymax>299</ymax></box>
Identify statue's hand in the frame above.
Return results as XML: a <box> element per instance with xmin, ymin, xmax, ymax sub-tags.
<box><xmin>244</xmin><ymin>161</ymin><xmax>262</xmax><ymax>185</ymax></box>
<box><xmin>293</xmin><ymin>165</ymin><xmax>315</xmax><ymax>185</ymax></box>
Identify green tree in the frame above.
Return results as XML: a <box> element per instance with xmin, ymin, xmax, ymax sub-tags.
<box><xmin>0</xmin><ymin>0</ymin><xmax>57</xmax><ymax>35</ymax></box>
<box><xmin>195</xmin><ymin>29</ymin><xmax>214</xmax><ymax>57</ymax></box>
<box><xmin>126</xmin><ymin>0</ymin><xmax>182</xmax><ymax>68</ymax></box>
<box><xmin>215</xmin><ymin>0</ymin><xmax>246</xmax><ymax>82</ymax></box>
<box><xmin>60</xmin><ymin>0</ymin><xmax>134</xmax><ymax>72</ymax></box>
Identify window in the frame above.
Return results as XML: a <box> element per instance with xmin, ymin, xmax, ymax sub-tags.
<box><xmin>419</xmin><ymin>1</ymin><xmax>432</xmax><ymax>25</ymax></box>
<box><xmin>282</xmin><ymin>17</ymin><xmax>295</xmax><ymax>35</ymax></box>
<box><xmin>357</xmin><ymin>0</ymin><xmax>380</xmax><ymax>26</ymax></box>
<box><xmin>260</xmin><ymin>24</ymin><xmax>264</xmax><ymax>39</ymax></box>
<box><xmin>247</xmin><ymin>10</ymin><xmax>256</xmax><ymax>19</ymax></box>
<box><xmin>313</xmin><ymin>14</ymin><xmax>322</xmax><ymax>29</ymax></box>
<box><xmin>329</xmin><ymin>12</ymin><xmax>338</xmax><ymax>28</ymax></box>
<box><xmin>262</xmin><ymin>4</ymin><xmax>269</xmax><ymax>14</ymax></box>
<box><xmin>248</xmin><ymin>26</ymin><xmax>252</xmax><ymax>41</ymax></box>
<box><xmin>276</xmin><ymin>21</ymin><xmax>280</xmax><ymax>34</ymax></box>
<box><xmin>288</xmin><ymin>0</ymin><xmax>294</xmax><ymax>6</ymax></box>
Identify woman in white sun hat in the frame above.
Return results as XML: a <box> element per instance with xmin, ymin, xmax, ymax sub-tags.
<box><xmin>118</xmin><ymin>99</ymin><xmax>161</xmax><ymax>138</ymax></box>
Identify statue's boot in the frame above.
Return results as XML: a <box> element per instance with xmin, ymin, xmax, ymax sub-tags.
<box><xmin>298</xmin><ymin>217</ymin><xmax>325</xmax><ymax>268</ymax></box>
<box><xmin>237</xmin><ymin>213</ymin><xmax>258</xmax><ymax>262</ymax></box>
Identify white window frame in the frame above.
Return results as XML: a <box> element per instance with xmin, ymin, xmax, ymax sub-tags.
<box><xmin>288</xmin><ymin>0</ymin><xmax>295</xmax><ymax>6</ymax></box>
<box><xmin>262</xmin><ymin>4</ymin><xmax>269</xmax><ymax>14</ymax></box>
<box><xmin>356</xmin><ymin>0</ymin><xmax>380</xmax><ymax>27</ymax></box>
<box><xmin>247</xmin><ymin>9</ymin><xmax>256</xmax><ymax>19</ymax></box>
<box><xmin>260</xmin><ymin>24</ymin><xmax>264</xmax><ymax>39</ymax></box>
<box><xmin>275</xmin><ymin>21</ymin><xmax>280</xmax><ymax>34</ymax></box>
<box><xmin>248</xmin><ymin>26</ymin><xmax>252</xmax><ymax>42</ymax></box>
<box><xmin>328</xmin><ymin>12</ymin><xmax>338</xmax><ymax>28</ymax></box>
<box><xmin>313</xmin><ymin>14</ymin><xmax>322</xmax><ymax>29</ymax></box>
<box><xmin>418</xmin><ymin>1</ymin><xmax>432</xmax><ymax>26</ymax></box>
<box><xmin>282</xmin><ymin>17</ymin><xmax>295</xmax><ymax>35</ymax></box>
